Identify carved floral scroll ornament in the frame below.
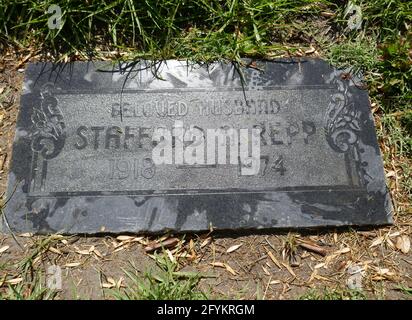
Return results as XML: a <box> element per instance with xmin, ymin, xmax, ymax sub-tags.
<box><xmin>325</xmin><ymin>77</ymin><xmax>361</xmax><ymax>153</ymax></box>
<box><xmin>30</xmin><ymin>83</ymin><xmax>65</xmax><ymax>159</ymax></box>
<box><xmin>325</xmin><ymin>74</ymin><xmax>368</xmax><ymax>187</ymax></box>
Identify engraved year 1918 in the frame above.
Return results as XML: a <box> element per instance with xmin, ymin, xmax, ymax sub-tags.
<box><xmin>109</xmin><ymin>156</ymin><xmax>156</xmax><ymax>180</ymax></box>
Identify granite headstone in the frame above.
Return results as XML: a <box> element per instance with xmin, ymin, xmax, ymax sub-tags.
<box><xmin>1</xmin><ymin>59</ymin><xmax>393</xmax><ymax>234</ymax></box>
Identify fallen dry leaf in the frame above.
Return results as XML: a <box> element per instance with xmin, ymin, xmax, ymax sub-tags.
<box><xmin>225</xmin><ymin>263</ymin><xmax>237</xmax><ymax>276</ymax></box>
<box><xmin>386</xmin><ymin>170</ymin><xmax>396</xmax><ymax>178</ymax></box>
<box><xmin>177</xmin><ymin>251</ymin><xmax>191</xmax><ymax>258</ymax></box>
<box><xmin>333</xmin><ymin>247</ymin><xmax>350</xmax><ymax>255</ymax></box>
<box><xmin>102</xmin><ymin>277</ymin><xmax>116</xmax><ymax>289</ymax></box>
<box><xmin>211</xmin><ymin>262</ymin><xmax>225</xmax><ymax>268</ymax></box>
<box><xmin>226</xmin><ymin>244</ymin><xmax>242</xmax><ymax>253</ymax></box>
<box><xmin>93</xmin><ymin>249</ymin><xmax>104</xmax><ymax>258</ymax></box>
<box><xmin>0</xmin><ymin>245</ymin><xmax>9</xmax><ymax>254</ymax></box>
<box><xmin>281</xmin><ymin>262</ymin><xmax>296</xmax><ymax>277</ymax></box>
<box><xmin>166</xmin><ymin>249</ymin><xmax>176</xmax><ymax>263</ymax></box>
<box><xmin>117</xmin><ymin>277</ymin><xmax>124</xmax><ymax>289</ymax></box>
<box><xmin>200</xmin><ymin>237</ymin><xmax>212</xmax><ymax>248</ymax></box>
<box><xmin>19</xmin><ymin>233</ymin><xmax>33</xmax><ymax>238</ymax></box>
<box><xmin>48</xmin><ymin>247</ymin><xmax>63</xmax><ymax>255</ymax></box>
<box><xmin>211</xmin><ymin>261</ymin><xmax>237</xmax><ymax>275</ymax></box>
<box><xmin>189</xmin><ymin>239</ymin><xmax>195</xmax><ymax>252</ymax></box>
<box><xmin>262</xmin><ymin>265</ymin><xmax>270</xmax><ymax>276</ymax></box>
<box><xmin>386</xmin><ymin>238</ymin><xmax>395</xmax><ymax>249</ymax></box>
<box><xmin>370</xmin><ymin>237</ymin><xmax>384</xmax><ymax>248</ymax></box>
<box><xmin>320</xmin><ymin>11</ymin><xmax>335</xmax><ymax>18</ymax></box>
<box><xmin>76</xmin><ymin>249</ymin><xmax>91</xmax><ymax>255</ymax></box>
<box><xmin>116</xmin><ymin>235</ymin><xmax>135</xmax><ymax>241</ymax></box>
<box><xmin>376</xmin><ymin>268</ymin><xmax>390</xmax><ymax>275</ymax></box>
<box><xmin>266</xmin><ymin>249</ymin><xmax>282</xmax><ymax>269</ymax></box>
<box><xmin>370</xmin><ymin>266</ymin><xmax>397</xmax><ymax>281</ymax></box>
<box><xmin>388</xmin><ymin>231</ymin><xmax>401</xmax><ymax>238</ymax></box>
<box><xmin>396</xmin><ymin>235</ymin><xmax>410</xmax><ymax>254</ymax></box>
<box><xmin>6</xmin><ymin>278</ymin><xmax>23</xmax><ymax>285</ymax></box>
<box><xmin>305</xmin><ymin>46</ymin><xmax>316</xmax><ymax>54</ymax></box>
<box><xmin>64</xmin><ymin>262</ymin><xmax>82</xmax><ymax>268</ymax></box>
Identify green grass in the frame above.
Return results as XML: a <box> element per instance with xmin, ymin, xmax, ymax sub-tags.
<box><xmin>0</xmin><ymin>0</ymin><xmax>328</xmax><ymax>61</ymax></box>
<box><xmin>110</xmin><ymin>251</ymin><xmax>208</xmax><ymax>300</ymax></box>
<box><xmin>360</xmin><ymin>0</ymin><xmax>412</xmax><ymax>39</ymax></box>
<box><xmin>378</xmin><ymin>112</ymin><xmax>412</xmax><ymax>205</ymax></box>
<box><xmin>326</xmin><ymin>36</ymin><xmax>380</xmax><ymax>75</ymax></box>
<box><xmin>299</xmin><ymin>288</ymin><xmax>367</xmax><ymax>300</ymax></box>
<box><xmin>1</xmin><ymin>273</ymin><xmax>57</xmax><ymax>300</ymax></box>
<box><xmin>0</xmin><ymin>235</ymin><xmax>61</xmax><ymax>300</ymax></box>
<box><xmin>0</xmin><ymin>259</ymin><xmax>57</xmax><ymax>300</ymax></box>
<box><xmin>380</xmin><ymin>114</ymin><xmax>412</xmax><ymax>158</ymax></box>
<box><xmin>397</xmin><ymin>285</ymin><xmax>412</xmax><ymax>298</ymax></box>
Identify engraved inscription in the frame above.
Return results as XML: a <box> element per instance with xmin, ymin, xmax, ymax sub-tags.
<box><xmin>109</xmin><ymin>156</ymin><xmax>156</xmax><ymax>180</ymax></box>
<box><xmin>29</xmin><ymin>89</ymin><xmax>353</xmax><ymax>195</ymax></box>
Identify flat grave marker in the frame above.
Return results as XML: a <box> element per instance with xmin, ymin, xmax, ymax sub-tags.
<box><xmin>1</xmin><ymin>59</ymin><xmax>393</xmax><ymax>234</ymax></box>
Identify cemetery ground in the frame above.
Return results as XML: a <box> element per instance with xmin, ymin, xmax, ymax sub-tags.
<box><xmin>0</xmin><ymin>0</ymin><xmax>411</xmax><ymax>300</ymax></box>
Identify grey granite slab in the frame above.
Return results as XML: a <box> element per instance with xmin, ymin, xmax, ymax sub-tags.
<box><xmin>1</xmin><ymin>59</ymin><xmax>393</xmax><ymax>234</ymax></box>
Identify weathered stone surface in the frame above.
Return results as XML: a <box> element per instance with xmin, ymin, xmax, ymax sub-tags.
<box><xmin>1</xmin><ymin>59</ymin><xmax>393</xmax><ymax>234</ymax></box>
